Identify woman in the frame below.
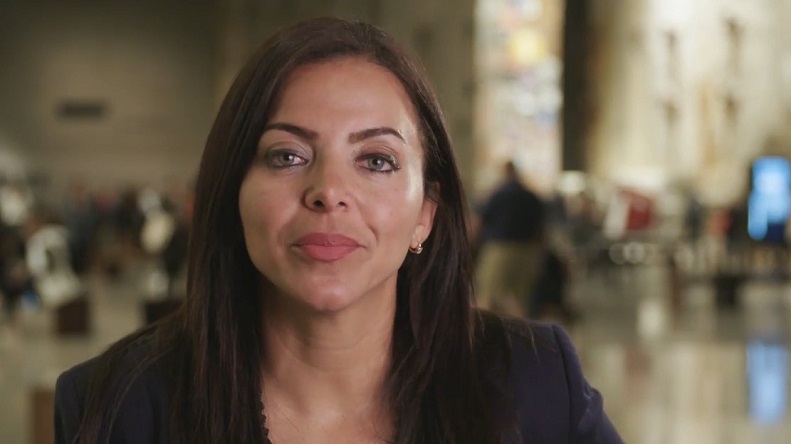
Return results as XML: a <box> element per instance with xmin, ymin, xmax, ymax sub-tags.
<box><xmin>55</xmin><ymin>17</ymin><xmax>622</xmax><ymax>443</ymax></box>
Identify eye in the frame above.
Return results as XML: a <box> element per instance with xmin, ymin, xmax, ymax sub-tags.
<box><xmin>265</xmin><ymin>149</ymin><xmax>308</xmax><ymax>168</ymax></box>
<box><xmin>358</xmin><ymin>154</ymin><xmax>400</xmax><ymax>173</ymax></box>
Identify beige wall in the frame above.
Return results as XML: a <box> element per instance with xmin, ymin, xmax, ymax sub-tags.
<box><xmin>0</xmin><ymin>1</ymin><xmax>476</xmax><ymax>202</ymax></box>
<box><xmin>589</xmin><ymin>0</ymin><xmax>791</xmax><ymax>206</ymax></box>
<box><xmin>9</xmin><ymin>1</ymin><xmax>791</xmax><ymax>212</ymax></box>
<box><xmin>0</xmin><ymin>0</ymin><xmax>216</xmax><ymax>199</ymax></box>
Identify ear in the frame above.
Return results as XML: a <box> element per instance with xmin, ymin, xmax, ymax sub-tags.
<box><xmin>412</xmin><ymin>183</ymin><xmax>438</xmax><ymax>247</ymax></box>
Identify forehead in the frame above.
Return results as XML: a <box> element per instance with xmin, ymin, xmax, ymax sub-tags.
<box><xmin>273</xmin><ymin>57</ymin><xmax>419</xmax><ymax>121</ymax></box>
<box><xmin>284</xmin><ymin>56</ymin><xmax>401</xmax><ymax>89</ymax></box>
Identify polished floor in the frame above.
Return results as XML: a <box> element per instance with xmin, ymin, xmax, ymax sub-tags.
<box><xmin>1</xmin><ymin>259</ymin><xmax>790</xmax><ymax>443</ymax></box>
<box><xmin>570</xmin><ymin>265</ymin><xmax>791</xmax><ymax>444</ymax></box>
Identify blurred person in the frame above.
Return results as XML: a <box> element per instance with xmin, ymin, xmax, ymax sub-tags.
<box><xmin>725</xmin><ymin>201</ymin><xmax>750</xmax><ymax>262</ymax></box>
<box><xmin>23</xmin><ymin>209</ymin><xmax>83</xmax><ymax>308</ymax></box>
<box><xmin>54</xmin><ymin>18</ymin><xmax>622</xmax><ymax>444</ymax></box>
<box><xmin>0</xmin><ymin>223</ymin><xmax>32</xmax><ymax>325</ymax></box>
<box><xmin>158</xmin><ymin>179</ymin><xmax>194</xmax><ymax>298</ymax></box>
<box><xmin>472</xmin><ymin>160</ymin><xmax>546</xmax><ymax>317</ymax></box>
<box><xmin>565</xmin><ymin>191</ymin><xmax>602</xmax><ymax>248</ymax></box>
<box><xmin>0</xmin><ymin>180</ymin><xmax>33</xmax><ymax>228</ymax></box>
<box><xmin>89</xmin><ymin>188</ymin><xmax>126</xmax><ymax>279</ymax></box>
<box><xmin>684</xmin><ymin>190</ymin><xmax>705</xmax><ymax>242</ymax></box>
<box><xmin>159</xmin><ymin>193</ymin><xmax>190</xmax><ymax>299</ymax></box>
<box><xmin>715</xmin><ymin>201</ymin><xmax>751</xmax><ymax>308</ymax></box>
<box><xmin>559</xmin><ymin>191</ymin><xmax>607</xmax><ymax>278</ymax></box>
<box><xmin>61</xmin><ymin>179</ymin><xmax>99</xmax><ymax>275</ymax></box>
<box><xmin>114</xmin><ymin>186</ymin><xmax>145</xmax><ymax>254</ymax></box>
<box><xmin>139</xmin><ymin>192</ymin><xmax>189</xmax><ymax>299</ymax></box>
<box><xmin>529</xmin><ymin>247</ymin><xmax>579</xmax><ymax>325</ymax></box>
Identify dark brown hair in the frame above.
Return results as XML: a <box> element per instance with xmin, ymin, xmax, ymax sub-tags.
<box><xmin>75</xmin><ymin>17</ymin><xmax>502</xmax><ymax>443</ymax></box>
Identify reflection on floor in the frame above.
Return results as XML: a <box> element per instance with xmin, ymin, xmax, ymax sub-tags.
<box><xmin>571</xmin><ymin>265</ymin><xmax>791</xmax><ymax>444</ymax></box>
<box><xmin>1</xmin><ymin>260</ymin><xmax>790</xmax><ymax>443</ymax></box>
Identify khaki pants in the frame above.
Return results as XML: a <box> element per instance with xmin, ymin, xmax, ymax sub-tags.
<box><xmin>475</xmin><ymin>241</ymin><xmax>543</xmax><ymax>318</ymax></box>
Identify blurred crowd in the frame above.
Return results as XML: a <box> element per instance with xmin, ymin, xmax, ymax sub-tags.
<box><xmin>0</xmin><ymin>177</ymin><xmax>192</xmax><ymax>327</ymax></box>
<box><xmin>469</xmin><ymin>159</ymin><xmax>788</xmax><ymax>323</ymax></box>
<box><xmin>0</xmin><ymin>159</ymin><xmax>778</xmax><ymax>330</ymax></box>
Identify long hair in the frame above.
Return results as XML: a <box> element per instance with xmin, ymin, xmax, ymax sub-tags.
<box><xmin>76</xmin><ymin>17</ymin><xmax>503</xmax><ymax>443</ymax></box>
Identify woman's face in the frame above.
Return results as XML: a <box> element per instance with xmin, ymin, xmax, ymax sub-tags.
<box><xmin>239</xmin><ymin>57</ymin><xmax>436</xmax><ymax>313</ymax></box>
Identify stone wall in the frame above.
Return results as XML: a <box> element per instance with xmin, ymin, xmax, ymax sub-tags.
<box><xmin>588</xmin><ymin>0</ymin><xmax>791</xmax><ymax>206</ymax></box>
<box><xmin>0</xmin><ymin>0</ymin><xmax>216</xmax><ymax>198</ymax></box>
<box><xmin>0</xmin><ymin>0</ymin><xmax>475</xmax><ymax>201</ymax></box>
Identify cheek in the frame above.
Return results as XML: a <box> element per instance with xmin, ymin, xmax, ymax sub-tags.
<box><xmin>239</xmin><ymin>175</ymin><xmax>286</xmax><ymax>243</ymax></box>
<box><xmin>363</xmin><ymin>181</ymin><xmax>424</xmax><ymax>237</ymax></box>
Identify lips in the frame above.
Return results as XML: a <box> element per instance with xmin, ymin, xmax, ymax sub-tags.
<box><xmin>294</xmin><ymin>233</ymin><xmax>360</xmax><ymax>262</ymax></box>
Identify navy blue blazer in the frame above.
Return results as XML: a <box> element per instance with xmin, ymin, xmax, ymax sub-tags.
<box><xmin>54</xmin><ymin>318</ymin><xmax>623</xmax><ymax>443</ymax></box>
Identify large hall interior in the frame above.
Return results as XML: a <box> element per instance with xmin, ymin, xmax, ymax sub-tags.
<box><xmin>2</xmin><ymin>1</ymin><xmax>791</xmax><ymax>443</ymax></box>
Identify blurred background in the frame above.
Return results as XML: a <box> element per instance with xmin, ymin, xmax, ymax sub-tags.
<box><xmin>1</xmin><ymin>0</ymin><xmax>791</xmax><ymax>443</ymax></box>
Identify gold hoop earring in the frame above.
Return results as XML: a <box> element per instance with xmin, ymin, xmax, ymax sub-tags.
<box><xmin>409</xmin><ymin>243</ymin><xmax>423</xmax><ymax>254</ymax></box>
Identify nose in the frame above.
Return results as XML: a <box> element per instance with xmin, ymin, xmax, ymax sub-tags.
<box><xmin>303</xmin><ymin>161</ymin><xmax>350</xmax><ymax>212</ymax></box>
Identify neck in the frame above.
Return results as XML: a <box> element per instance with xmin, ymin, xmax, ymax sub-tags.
<box><xmin>260</xmin><ymin>290</ymin><xmax>395</xmax><ymax>417</ymax></box>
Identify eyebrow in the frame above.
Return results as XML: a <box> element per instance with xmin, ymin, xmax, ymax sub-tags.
<box><xmin>348</xmin><ymin>127</ymin><xmax>406</xmax><ymax>144</ymax></box>
<box><xmin>262</xmin><ymin>123</ymin><xmax>318</xmax><ymax>141</ymax></box>
<box><xmin>263</xmin><ymin>123</ymin><xmax>406</xmax><ymax>144</ymax></box>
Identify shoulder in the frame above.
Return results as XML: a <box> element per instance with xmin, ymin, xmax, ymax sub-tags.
<box><xmin>54</xmin><ymin>358</ymin><xmax>92</xmax><ymax>442</ymax></box>
<box><xmin>474</xmin><ymin>310</ymin><xmax>567</xmax><ymax>367</ymax></box>
<box><xmin>474</xmin><ymin>312</ymin><xmax>623</xmax><ymax>443</ymax></box>
<box><xmin>475</xmin><ymin>314</ymin><xmax>572</xmax><ymax>398</ymax></box>
<box><xmin>56</xmin><ymin>329</ymin><xmax>160</xmax><ymax>390</ymax></box>
<box><xmin>54</xmin><ymin>329</ymin><xmax>173</xmax><ymax>443</ymax></box>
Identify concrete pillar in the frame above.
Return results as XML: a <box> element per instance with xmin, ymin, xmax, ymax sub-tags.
<box><xmin>561</xmin><ymin>0</ymin><xmax>593</xmax><ymax>172</ymax></box>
